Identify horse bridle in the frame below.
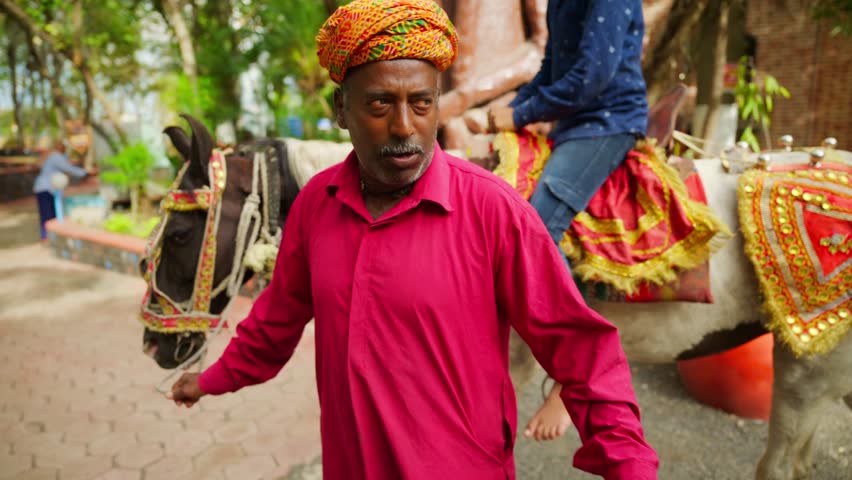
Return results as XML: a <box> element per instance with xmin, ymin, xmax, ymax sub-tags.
<box><xmin>139</xmin><ymin>145</ymin><xmax>281</xmax><ymax>382</ymax></box>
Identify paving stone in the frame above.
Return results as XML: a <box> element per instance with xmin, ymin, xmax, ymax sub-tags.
<box><xmin>32</xmin><ymin>441</ymin><xmax>87</xmax><ymax>468</ymax></box>
<box><xmin>144</xmin><ymin>455</ymin><xmax>194</xmax><ymax>479</ymax></box>
<box><xmin>180</xmin><ymin>410</ymin><xmax>227</xmax><ymax>432</ymax></box>
<box><xmin>135</xmin><ymin>419</ymin><xmax>185</xmax><ymax>444</ymax></box>
<box><xmin>91</xmin><ymin>468</ymin><xmax>141</xmax><ymax>480</ymax></box>
<box><xmin>89</xmin><ymin>402</ymin><xmax>135</xmax><ymax>422</ymax></box>
<box><xmin>193</xmin><ymin>443</ymin><xmax>245</xmax><ymax>476</ymax></box>
<box><xmin>0</xmin><ymin>409</ymin><xmax>23</xmax><ymax>434</ymax></box>
<box><xmin>111</xmin><ymin>412</ymin><xmax>158</xmax><ymax>433</ymax></box>
<box><xmin>62</xmin><ymin>419</ymin><xmax>111</xmax><ymax>445</ymax></box>
<box><xmin>87</xmin><ymin>431</ymin><xmax>139</xmax><ymax>457</ymax></box>
<box><xmin>223</xmin><ymin>455</ymin><xmax>278</xmax><ymax>480</ymax></box>
<box><xmin>272</xmin><ymin>436</ymin><xmax>322</xmax><ymax>474</ymax></box>
<box><xmin>114</xmin><ymin>443</ymin><xmax>164</xmax><ymax>469</ymax></box>
<box><xmin>12</xmin><ymin>432</ymin><xmax>63</xmax><ymax>455</ymax></box>
<box><xmin>161</xmin><ymin>430</ymin><xmax>213</xmax><ymax>458</ymax></box>
<box><xmin>0</xmin><ymin>451</ymin><xmax>33</xmax><ymax>478</ymax></box>
<box><xmin>63</xmin><ymin>391</ymin><xmax>110</xmax><ymax>415</ymax></box>
<box><xmin>227</xmin><ymin>401</ymin><xmax>279</xmax><ymax>422</ymax></box>
<box><xmin>198</xmin><ymin>393</ymin><xmax>245</xmax><ymax>412</ymax></box>
<box><xmin>57</xmin><ymin>455</ymin><xmax>112</xmax><ymax>480</ymax></box>
<box><xmin>20</xmin><ymin>409</ymin><xmax>77</xmax><ymax>434</ymax></box>
<box><xmin>12</xmin><ymin>467</ymin><xmax>59</xmax><ymax>480</ymax></box>
<box><xmin>240</xmin><ymin>430</ymin><xmax>290</xmax><ymax>456</ymax></box>
<box><xmin>213</xmin><ymin>420</ymin><xmax>258</xmax><ymax>444</ymax></box>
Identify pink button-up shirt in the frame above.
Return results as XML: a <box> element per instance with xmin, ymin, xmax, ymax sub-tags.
<box><xmin>199</xmin><ymin>144</ymin><xmax>658</xmax><ymax>479</ymax></box>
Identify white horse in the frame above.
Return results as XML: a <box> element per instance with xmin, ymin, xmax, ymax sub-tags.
<box><xmin>144</xmin><ymin>114</ymin><xmax>852</xmax><ymax>480</ymax></box>
<box><xmin>280</xmin><ymin>137</ymin><xmax>852</xmax><ymax>480</ymax></box>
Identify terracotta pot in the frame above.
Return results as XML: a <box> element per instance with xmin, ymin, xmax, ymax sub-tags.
<box><xmin>676</xmin><ymin>333</ymin><xmax>774</xmax><ymax>420</ymax></box>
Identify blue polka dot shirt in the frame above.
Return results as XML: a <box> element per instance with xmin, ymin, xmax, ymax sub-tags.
<box><xmin>510</xmin><ymin>0</ymin><xmax>648</xmax><ymax>145</ymax></box>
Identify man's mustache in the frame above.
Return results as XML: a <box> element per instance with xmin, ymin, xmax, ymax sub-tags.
<box><xmin>379</xmin><ymin>142</ymin><xmax>424</xmax><ymax>157</ymax></box>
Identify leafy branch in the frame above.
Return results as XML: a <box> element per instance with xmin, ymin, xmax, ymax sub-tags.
<box><xmin>734</xmin><ymin>56</ymin><xmax>790</xmax><ymax>152</ymax></box>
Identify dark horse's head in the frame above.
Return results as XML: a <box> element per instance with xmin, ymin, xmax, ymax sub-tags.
<box><xmin>141</xmin><ymin>114</ymin><xmax>299</xmax><ymax>368</ymax></box>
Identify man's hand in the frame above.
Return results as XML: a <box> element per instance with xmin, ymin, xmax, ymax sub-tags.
<box><xmin>166</xmin><ymin>372</ymin><xmax>207</xmax><ymax>408</ymax></box>
<box><xmin>488</xmin><ymin>106</ymin><xmax>517</xmax><ymax>132</ymax></box>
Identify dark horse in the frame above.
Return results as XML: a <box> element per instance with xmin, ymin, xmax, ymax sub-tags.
<box><xmin>141</xmin><ymin>114</ymin><xmax>300</xmax><ymax>368</ymax></box>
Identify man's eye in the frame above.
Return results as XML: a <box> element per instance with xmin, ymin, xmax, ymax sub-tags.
<box><xmin>370</xmin><ymin>99</ymin><xmax>391</xmax><ymax>108</ymax></box>
<box><xmin>413</xmin><ymin>98</ymin><xmax>433</xmax><ymax>110</ymax></box>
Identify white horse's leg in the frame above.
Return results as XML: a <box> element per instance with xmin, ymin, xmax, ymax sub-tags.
<box><xmin>756</xmin><ymin>339</ymin><xmax>800</xmax><ymax>480</ymax></box>
<box><xmin>757</xmin><ymin>332</ymin><xmax>852</xmax><ymax>480</ymax></box>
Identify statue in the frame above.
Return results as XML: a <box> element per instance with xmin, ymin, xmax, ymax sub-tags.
<box><xmin>436</xmin><ymin>0</ymin><xmax>549</xmax><ymax>151</ymax></box>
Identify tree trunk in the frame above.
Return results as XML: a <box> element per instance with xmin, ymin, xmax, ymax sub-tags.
<box><xmin>701</xmin><ymin>0</ymin><xmax>730</xmax><ymax>146</ymax></box>
<box><xmin>323</xmin><ymin>0</ymin><xmax>338</xmax><ymax>16</ymax></box>
<box><xmin>6</xmin><ymin>32</ymin><xmax>25</xmax><ymax>146</ymax></box>
<box><xmin>161</xmin><ymin>0</ymin><xmax>201</xmax><ymax>116</ymax></box>
<box><xmin>642</xmin><ymin>0</ymin><xmax>711</xmax><ymax>102</ymax></box>
<box><xmin>26</xmin><ymin>36</ymin><xmax>69</xmax><ymax>132</ymax></box>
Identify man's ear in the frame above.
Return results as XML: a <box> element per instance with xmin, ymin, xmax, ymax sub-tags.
<box><xmin>334</xmin><ymin>88</ymin><xmax>348</xmax><ymax>130</ymax></box>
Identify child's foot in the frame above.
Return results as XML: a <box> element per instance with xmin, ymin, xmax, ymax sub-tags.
<box><xmin>524</xmin><ymin>383</ymin><xmax>572</xmax><ymax>441</ymax></box>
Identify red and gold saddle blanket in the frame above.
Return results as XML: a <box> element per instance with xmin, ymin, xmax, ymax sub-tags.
<box><xmin>491</xmin><ymin>130</ymin><xmax>731</xmax><ymax>302</ymax></box>
<box><xmin>739</xmin><ymin>163</ymin><xmax>852</xmax><ymax>356</ymax></box>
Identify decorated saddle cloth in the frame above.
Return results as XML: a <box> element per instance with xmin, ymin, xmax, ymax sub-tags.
<box><xmin>491</xmin><ymin>130</ymin><xmax>731</xmax><ymax>302</ymax></box>
<box><xmin>739</xmin><ymin>163</ymin><xmax>852</xmax><ymax>356</ymax></box>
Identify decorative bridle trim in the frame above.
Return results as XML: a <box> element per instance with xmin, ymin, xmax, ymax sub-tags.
<box><xmin>139</xmin><ymin>150</ymin><xmax>228</xmax><ymax>332</ymax></box>
<box><xmin>139</xmin><ymin>146</ymin><xmax>282</xmax><ymax>334</ymax></box>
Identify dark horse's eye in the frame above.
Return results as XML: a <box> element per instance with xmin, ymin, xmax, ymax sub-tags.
<box><xmin>167</xmin><ymin>227</ymin><xmax>193</xmax><ymax>245</ymax></box>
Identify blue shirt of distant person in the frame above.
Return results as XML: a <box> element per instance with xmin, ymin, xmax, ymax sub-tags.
<box><xmin>33</xmin><ymin>140</ymin><xmax>89</xmax><ymax>239</ymax></box>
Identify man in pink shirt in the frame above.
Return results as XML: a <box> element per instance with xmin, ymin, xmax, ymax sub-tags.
<box><xmin>168</xmin><ymin>1</ymin><xmax>658</xmax><ymax>478</ymax></box>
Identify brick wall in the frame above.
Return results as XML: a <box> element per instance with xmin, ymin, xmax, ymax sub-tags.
<box><xmin>747</xmin><ymin>0</ymin><xmax>852</xmax><ymax>149</ymax></box>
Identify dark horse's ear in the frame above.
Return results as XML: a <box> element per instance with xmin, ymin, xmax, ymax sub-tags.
<box><xmin>180</xmin><ymin>113</ymin><xmax>214</xmax><ymax>187</ymax></box>
<box><xmin>163</xmin><ymin>126</ymin><xmax>192</xmax><ymax>160</ymax></box>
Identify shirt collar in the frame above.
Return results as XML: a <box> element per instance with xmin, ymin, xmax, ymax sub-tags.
<box><xmin>327</xmin><ymin>142</ymin><xmax>454</xmax><ymax>214</ymax></box>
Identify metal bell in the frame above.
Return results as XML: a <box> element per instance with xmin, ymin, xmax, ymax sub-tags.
<box><xmin>779</xmin><ymin>135</ymin><xmax>794</xmax><ymax>152</ymax></box>
<box><xmin>822</xmin><ymin>137</ymin><xmax>838</xmax><ymax>149</ymax></box>
<box><xmin>809</xmin><ymin>148</ymin><xmax>825</xmax><ymax>167</ymax></box>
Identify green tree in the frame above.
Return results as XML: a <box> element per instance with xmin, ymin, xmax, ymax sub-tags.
<box><xmin>0</xmin><ymin>0</ymin><xmax>146</xmax><ymax>151</ymax></box>
<box><xmin>100</xmin><ymin>142</ymin><xmax>156</xmax><ymax>221</ymax></box>
<box><xmin>250</xmin><ymin>0</ymin><xmax>346</xmax><ymax>139</ymax></box>
<box><xmin>734</xmin><ymin>56</ymin><xmax>790</xmax><ymax>152</ymax></box>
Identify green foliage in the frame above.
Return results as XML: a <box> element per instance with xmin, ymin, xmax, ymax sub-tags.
<box><xmin>100</xmin><ymin>143</ymin><xmax>156</xmax><ymax>190</ymax></box>
<box><xmin>102</xmin><ymin>213</ymin><xmax>161</xmax><ymax>238</ymax></box>
<box><xmin>158</xmin><ymin>73</ymin><xmax>218</xmax><ymax>132</ymax></box>
<box><xmin>734</xmin><ymin>57</ymin><xmax>790</xmax><ymax>152</ymax></box>
<box><xmin>252</xmin><ymin>0</ymin><xmax>342</xmax><ymax>139</ymax></box>
<box><xmin>813</xmin><ymin>0</ymin><xmax>852</xmax><ymax>36</ymax></box>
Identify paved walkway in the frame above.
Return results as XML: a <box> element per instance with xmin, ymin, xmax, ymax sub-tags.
<box><xmin>0</xmin><ymin>244</ymin><xmax>321</xmax><ymax>480</ymax></box>
<box><xmin>2</xmin><ymin>202</ymin><xmax>850</xmax><ymax>479</ymax></box>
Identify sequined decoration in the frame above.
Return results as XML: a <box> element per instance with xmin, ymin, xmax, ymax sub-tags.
<box><xmin>738</xmin><ymin>162</ymin><xmax>852</xmax><ymax>356</ymax></box>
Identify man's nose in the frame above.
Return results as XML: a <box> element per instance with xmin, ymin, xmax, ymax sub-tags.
<box><xmin>389</xmin><ymin>104</ymin><xmax>415</xmax><ymax>139</ymax></box>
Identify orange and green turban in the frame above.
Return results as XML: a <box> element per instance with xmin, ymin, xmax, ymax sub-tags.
<box><xmin>316</xmin><ymin>0</ymin><xmax>459</xmax><ymax>84</ymax></box>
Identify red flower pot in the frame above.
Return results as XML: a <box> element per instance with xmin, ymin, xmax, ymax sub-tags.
<box><xmin>676</xmin><ymin>333</ymin><xmax>774</xmax><ymax>420</ymax></box>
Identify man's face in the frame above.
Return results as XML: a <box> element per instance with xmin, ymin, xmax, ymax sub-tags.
<box><xmin>335</xmin><ymin>59</ymin><xmax>440</xmax><ymax>191</ymax></box>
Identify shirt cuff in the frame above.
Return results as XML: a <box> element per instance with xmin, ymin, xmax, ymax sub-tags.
<box><xmin>512</xmin><ymin>99</ymin><xmax>537</xmax><ymax>129</ymax></box>
<box><xmin>603</xmin><ymin>460</ymin><xmax>658</xmax><ymax>480</ymax></box>
<box><xmin>198</xmin><ymin>361</ymin><xmax>239</xmax><ymax>395</ymax></box>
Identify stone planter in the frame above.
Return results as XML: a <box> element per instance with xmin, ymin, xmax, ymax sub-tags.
<box><xmin>45</xmin><ymin>219</ymin><xmax>146</xmax><ymax>276</ymax></box>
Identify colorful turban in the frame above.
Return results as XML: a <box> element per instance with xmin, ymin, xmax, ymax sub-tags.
<box><xmin>316</xmin><ymin>0</ymin><xmax>459</xmax><ymax>84</ymax></box>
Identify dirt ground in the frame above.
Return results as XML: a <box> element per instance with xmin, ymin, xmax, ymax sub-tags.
<box><xmin>2</xmin><ymin>201</ymin><xmax>851</xmax><ymax>480</ymax></box>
